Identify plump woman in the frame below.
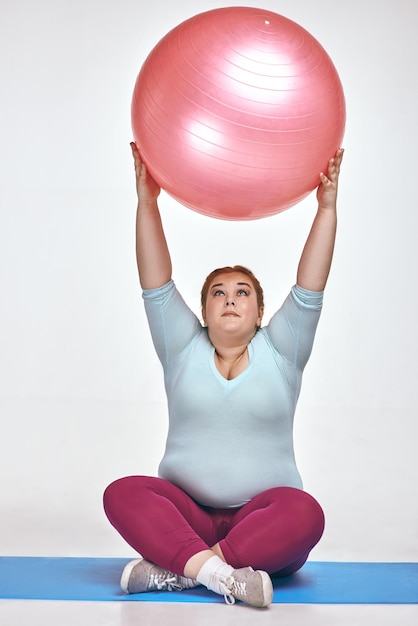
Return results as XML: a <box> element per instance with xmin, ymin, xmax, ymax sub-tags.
<box><xmin>103</xmin><ymin>143</ymin><xmax>344</xmax><ymax>608</ymax></box>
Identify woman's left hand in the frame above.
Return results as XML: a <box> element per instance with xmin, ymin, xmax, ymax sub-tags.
<box><xmin>316</xmin><ymin>148</ymin><xmax>344</xmax><ymax>210</ymax></box>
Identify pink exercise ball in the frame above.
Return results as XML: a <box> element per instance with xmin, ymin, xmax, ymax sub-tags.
<box><xmin>131</xmin><ymin>7</ymin><xmax>346</xmax><ymax>220</ymax></box>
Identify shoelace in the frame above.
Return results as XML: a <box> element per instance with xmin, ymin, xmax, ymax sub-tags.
<box><xmin>150</xmin><ymin>573</ymin><xmax>183</xmax><ymax>592</ymax></box>
<box><xmin>209</xmin><ymin>573</ymin><xmax>237</xmax><ymax>605</ymax></box>
<box><xmin>230</xmin><ymin>578</ymin><xmax>247</xmax><ymax>598</ymax></box>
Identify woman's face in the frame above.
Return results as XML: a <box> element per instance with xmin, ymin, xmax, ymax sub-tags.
<box><xmin>202</xmin><ymin>272</ymin><xmax>263</xmax><ymax>341</ymax></box>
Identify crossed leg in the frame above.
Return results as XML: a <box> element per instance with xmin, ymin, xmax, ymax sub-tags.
<box><xmin>103</xmin><ymin>476</ymin><xmax>324</xmax><ymax>578</ymax></box>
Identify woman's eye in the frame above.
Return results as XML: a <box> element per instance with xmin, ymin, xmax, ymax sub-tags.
<box><xmin>237</xmin><ymin>289</ymin><xmax>248</xmax><ymax>296</ymax></box>
<box><xmin>213</xmin><ymin>289</ymin><xmax>224</xmax><ymax>296</ymax></box>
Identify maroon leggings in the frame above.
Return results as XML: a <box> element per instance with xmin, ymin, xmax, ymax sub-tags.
<box><xmin>103</xmin><ymin>476</ymin><xmax>325</xmax><ymax>578</ymax></box>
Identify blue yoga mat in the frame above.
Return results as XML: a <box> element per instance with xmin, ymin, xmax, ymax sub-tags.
<box><xmin>0</xmin><ymin>558</ymin><xmax>417</xmax><ymax>604</ymax></box>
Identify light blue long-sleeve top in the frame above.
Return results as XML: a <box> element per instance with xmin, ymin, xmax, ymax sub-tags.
<box><xmin>142</xmin><ymin>279</ymin><xmax>323</xmax><ymax>509</ymax></box>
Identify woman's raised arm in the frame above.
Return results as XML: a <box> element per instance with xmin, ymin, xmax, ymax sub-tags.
<box><xmin>131</xmin><ymin>142</ymin><xmax>172</xmax><ymax>289</ymax></box>
<box><xmin>296</xmin><ymin>148</ymin><xmax>344</xmax><ymax>292</ymax></box>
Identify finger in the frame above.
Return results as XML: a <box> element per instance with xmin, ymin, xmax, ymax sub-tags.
<box><xmin>326</xmin><ymin>158</ymin><xmax>336</xmax><ymax>180</ymax></box>
<box><xmin>319</xmin><ymin>171</ymin><xmax>330</xmax><ymax>185</ymax></box>
<box><xmin>130</xmin><ymin>143</ymin><xmax>144</xmax><ymax>173</ymax></box>
<box><xmin>327</xmin><ymin>150</ymin><xmax>342</xmax><ymax>181</ymax></box>
<box><xmin>334</xmin><ymin>148</ymin><xmax>344</xmax><ymax>172</ymax></box>
<box><xmin>130</xmin><ymin>141</ymin><xmax>143</xmax><ymax>161</ymax></box>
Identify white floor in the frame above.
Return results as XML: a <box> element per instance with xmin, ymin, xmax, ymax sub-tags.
<box><xmin>1</xmin><ymin>600</ymin><xmax>417</xmax><ymax>626</ymax></box>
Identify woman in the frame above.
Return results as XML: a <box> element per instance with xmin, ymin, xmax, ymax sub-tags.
<box><xmin>104</xmin><ymin>143</ymin><xmax>344</xmax><ymax>608</ymax></box>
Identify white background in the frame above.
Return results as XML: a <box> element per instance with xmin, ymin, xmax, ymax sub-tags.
<box><xmin>0</xmin><ymin>0</ymin><xmax>417</xmax><ymax>561</ymax></box>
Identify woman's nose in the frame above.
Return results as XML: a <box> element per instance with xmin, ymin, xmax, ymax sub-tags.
<box><xmin>225</xmin><ymin>298</ymin><xmax>235</xmax><ymax>306</ymax></box>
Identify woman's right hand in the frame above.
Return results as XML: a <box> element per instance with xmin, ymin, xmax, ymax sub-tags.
<box><xmin>130</xmin><ymin>142</ymin><xmax>161</xmax><ymax>205</ymax></box>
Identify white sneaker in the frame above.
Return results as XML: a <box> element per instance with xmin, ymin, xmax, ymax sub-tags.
<box><xmin>121</xmin><ymin>558</ymin><xmax>200</xmax><ymax>594</ymax></box>
<box><xmin>209</xmin><ymin>566</ymin><xmax>273</xmax><ymax>607</ymax></box>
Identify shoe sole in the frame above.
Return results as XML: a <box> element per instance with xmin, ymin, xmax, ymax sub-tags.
<box><xmin>240</xmin><ymin>570</ymin><xmax>273</xmax><ymax>608</ymax></box>
<box><xmin>120</xmin><ymin>558</ymin><xmax>143</xmax><ymax>593</ymax></box>
<box><xmin>257</xmin><ymin>569</ymin><xmax>274</xmax><ymax>607</ymax></box>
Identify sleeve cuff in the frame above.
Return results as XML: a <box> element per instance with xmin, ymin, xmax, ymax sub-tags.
<box><xmin>292</xmin><ymin>283</ymin><xmax>324</xmax><ymax>308</ymax></box>
<box><xmin>142</xmin><ymin>279</ymin><xmax>175</xmax><ymax>301</ymax></box>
